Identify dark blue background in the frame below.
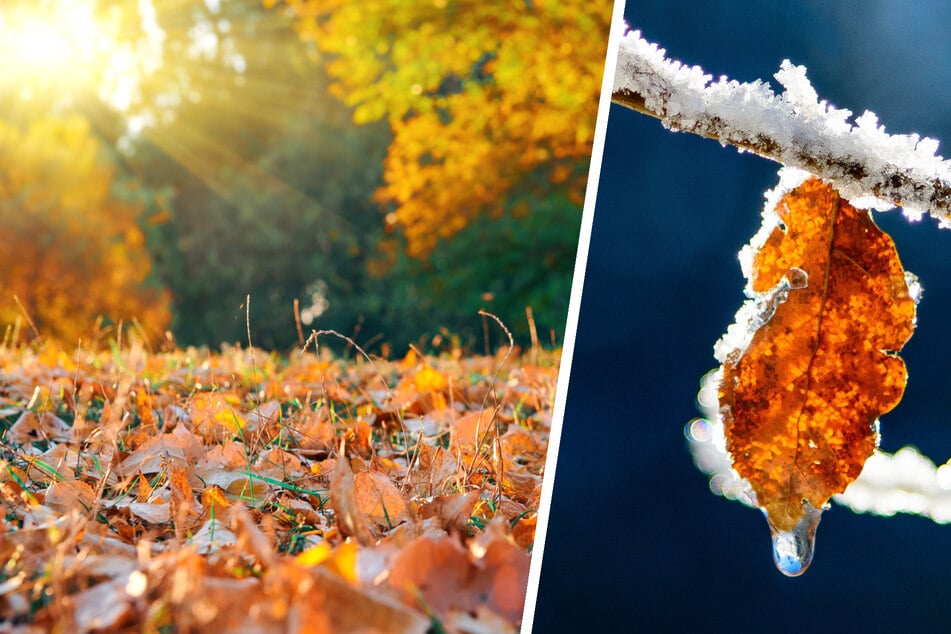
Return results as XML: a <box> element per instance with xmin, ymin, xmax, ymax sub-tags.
<box><xmin>535</xmin><ymin>2</ymin><xmax>951</xmax><ymax>631</ymax></box>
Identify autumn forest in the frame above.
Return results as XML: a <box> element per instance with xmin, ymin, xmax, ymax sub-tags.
<box><xmin>1</xmin><ymin>0</ymin><xmax>609</xmax><ymax>352</ymax></box>
<box><xmin>0</xmin><ymin>0</ymin><xmax>612</xmax><ymax>631</ymax></box>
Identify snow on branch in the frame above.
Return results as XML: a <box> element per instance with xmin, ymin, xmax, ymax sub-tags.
<box><xmin>613</xmin><ymin>27</ymin><xmax>951</xmax><ymax>223</ymax></box>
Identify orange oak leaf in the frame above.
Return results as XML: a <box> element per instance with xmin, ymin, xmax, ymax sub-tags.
<box><xmin>718</xmin><ymin>177</ymin><xmax>917</xmax><ymax>571</ymax></box>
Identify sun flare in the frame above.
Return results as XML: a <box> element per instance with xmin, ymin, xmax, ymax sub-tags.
<box><xmin>0</xmin><ymin>1</ymin><xmax>115</xmax><ymax>99</ymax></box>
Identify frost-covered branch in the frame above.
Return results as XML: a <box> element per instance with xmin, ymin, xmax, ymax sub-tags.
<box><xmin>613</xmin><ymin>27</ymin><xmax>951</xmax><ymax>222</ymax></box>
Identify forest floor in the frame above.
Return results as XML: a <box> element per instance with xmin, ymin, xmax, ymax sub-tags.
<box><xmin>0</xmin><ymin>335</ymin><xmax>556</xmax><ymax>633</ymax></box>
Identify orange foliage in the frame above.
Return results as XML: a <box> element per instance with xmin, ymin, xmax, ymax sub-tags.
<box><xmin>0</xmin><ymin>116</ymin><xmax>170</xmax><ymax>344</ymax></box>
<box><xmin>719</xmin><ymin>178</ymin><xmax>917</xmax><ymax>531</ymax></box>
<box><xmin>0</xmin><ymin>341</ymin><xmax>555</xmax><ymax>630</ymax></box>
<box><xmin>269</xmin><ymin>0</ymin><xmax>613</xmax><ymax>256</ymax></box>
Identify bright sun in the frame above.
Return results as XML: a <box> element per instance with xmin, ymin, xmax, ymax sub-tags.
<box><xmin>0</xmin><ymin>0</ymin><xmax>314</xmax><ymax>215</ymax></box>
<box><xmin>0</xmin><ymin>1</ymin><xmax>124</xmax><ymax>102</ymax></box>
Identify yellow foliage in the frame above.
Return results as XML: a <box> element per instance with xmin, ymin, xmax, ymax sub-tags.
<box><xmin>414</xmin><ymin>365</ymin><xmax>448</xmax><ymax>392</ymax></box>
<box><xmin>0</xmin><ymin>116</ymin><xmax>170</xmax><ymax>344</ymax></box>
<box><xmin>270</xmin><ymin>0</ymin><xmax>613</xmax><ymax>256</ymax></box>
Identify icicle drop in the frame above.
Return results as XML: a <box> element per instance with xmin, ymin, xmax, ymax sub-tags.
<box><xmin>767</xmin><ymin>501</ymin><xmax>823</xmax><ymax>577</ymax></box>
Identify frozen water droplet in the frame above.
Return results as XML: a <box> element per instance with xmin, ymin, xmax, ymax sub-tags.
<box><xmin>786</xmin><ymin>267</ymin><xmax>808</xmax><ymax>290</ymax></box>
<box><xmin>904</xmin><ymin>270</ymin><xmax>923</xmax><ymax>305</ymax></box>
<box><xmin>768</xmin><ymin>501</ymin><xmax>822</xmax><ymax>577</ymax></box>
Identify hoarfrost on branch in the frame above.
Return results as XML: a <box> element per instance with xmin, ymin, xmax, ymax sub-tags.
<box><xmin>613</xmin><ymin>26</ymin><xmax>951</xmax><ymax>224</ymax></box>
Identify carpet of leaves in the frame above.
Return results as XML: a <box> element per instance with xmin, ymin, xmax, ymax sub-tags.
<box><xmin>0</xmin><ymin>339</ymin><xmax>556</xmax><ymax>632</ymax></box>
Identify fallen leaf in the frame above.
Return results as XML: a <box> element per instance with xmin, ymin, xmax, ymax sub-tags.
<box><xmin>387</xmin><ymin>531</ymin><xmax>530</xmax><ymax>628</ymax></box>
<box><xmin>419</xmin><ymin>490</ymin><xmax>481</xmax><ymax>533</ymax></box>
<box><xmin>130</xmin><ymin>501</ymin><xmax>171</xmax><ymax>524</ymax></box>
<box><xmin>117</xmin><ymin>428</ymin><xmax>204</xmax><ymax>476</ymax></box>
<box><xmin>189</xmin><ymin>391</ymin><xmax>246</xmax><ymax>440</ymax></box>
<box><xmin>470</xmin><ymin>537</ymin><xmax>530</xmax><ymax>624</ymax></box>
<box><xmin>387</xmin><ymin>536</ymin><xmax>473</xmax><ymax>616</ymax></box>
<box><xmin>44</xmin><ymin>480</ymin><xmax>96</xmax><ymax>514</ymax></box>
<box><xmin>500</xmin><ymin>425</ymin><xmax>543</xmax><ymax>460</ymax></box>
<box><xmin>231</xmin><ymin>504</ymin><xmax>276</xmax><ymax>567</ymax></box>
<box><xmin>353</xmin><ymin>470</ymin><xmax>410</xmax><ymax>529</ymax></box>
<box><xmin>71</xmin><ymin>576</ymin><xmax>137</xmax><ymax>632</ymax></box>
<box><xmin>169</xmin><ymin>463</ymin><xmax>200</xmax><ymax>522</ymax></box>
<box><xmin>291</xmin><ymin>565</ymin><xmax>429</xmax><ymax>634</ymax></box>
<box><xmin>188</xmin><ymin>517</ymin><xmax>237</xmax><ymax>554</ymax></box>
<box><xmin>512</xmin><ymin>515</ymin><xmax>536</xmax><ymax>550</ymax></box>
<box><xmin>200</xmin><ymin>485</ymin><xmax>231</xmax><ymax>516</ymax></box>
<box><xmin>7</xmin><ymin>410</ymin><xmax>72</xmax><ymax>445</ymax></box>
<box><xmin>452</xmin><ymin>411</ymin><xmax>496</xmax><ymax>452</ymax></box>
<box><xmin>330</xmin><ymin>456</ymin><xmax>380</xmax><ymax>546</ymax></box>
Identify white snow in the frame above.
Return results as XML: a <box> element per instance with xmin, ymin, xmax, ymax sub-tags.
<box><xmin>689</xmin><ymin>367</ymin><xmax>951</xmax><ymax>523</ymax></box>
<box><xmin>614</xmin><ymin>26</ymin><xmax>951</xmax><ymax>223</ymax></box>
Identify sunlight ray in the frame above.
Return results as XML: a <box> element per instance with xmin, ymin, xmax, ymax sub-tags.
<box><xmin>140</xmin><ymin>114</ymin><xmax>355</xmax><ymax>230</ymax></box>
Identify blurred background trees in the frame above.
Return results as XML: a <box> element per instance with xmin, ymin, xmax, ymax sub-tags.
<box><xmin>0</xmin><ymin>116</ymin><xmax>170</xmax><ymax>343</ymax></box>
<box><xmin>0</xmin><ymin>0</ymin><xmax>611</xmax><ymax>352</ymax></box>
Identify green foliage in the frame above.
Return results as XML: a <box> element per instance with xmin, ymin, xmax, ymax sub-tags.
<box><xmin>398</xmin><ymin>194</ymin><xmax>581</xmax><ymax>350</ymax></box>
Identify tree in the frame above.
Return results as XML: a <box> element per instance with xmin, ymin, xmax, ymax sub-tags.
<box><xmin>267</xmin><ymin>0</ymin><xmax>613</xmax><ymax>257</ymax></box>
<box><xmin>0</xmin><ymin>116</ymin><xmax>171</xmax><ymax>344</ymax></box>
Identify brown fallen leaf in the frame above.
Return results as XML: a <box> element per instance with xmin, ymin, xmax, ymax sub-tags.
<box><xmin>388</xmin><ymin>529</ymin><xmax>530</xmax><ymax>628</ymax></box>
<box><xmin>353</xmin><ymin>469</ymin><xmax>410</xmax><ymax>530</ymax></box>
<box><xmin>117</xmin><ymin>427</ymin><xmax>205</xmax><ymax>476</ymax></box>
<box><xmin>44</xmin><ymin>480</ymin><xmax>97</xmax><ymax>515</ymax></box>
<box><xmin>330</xmin><ymin>455</ymin><xmax>380</xmax><ymax>546</ymax></box>
<box><xmin>512</xmin><ymin>515</ymin><xmax>537</xmax><ymax>550</ymax></box>
<box><xmin>471</xmin><ymin>537</ymin><xmax>530</xmax><ymax>625</ymax></box>
<box><xmin>7</xmin><ymin>410</ymin><xmax>72</xmax><ymax>445</ymax></box>
<box><xmin>231</xmin><ymin>504</ymin><xmax>276</xmax><ymax>568</ymax></box>
<box><xmin>71</xmin><ymin>575</ymin><xmax>138</xmax><ymax>632</ymax></box>
<box><xmin>387</xmin><ymin>536</ymin><xmax>473</xmax><ymax>616</ymax></box>
<box><xmin>285</xmin><ymin>564</ymin><xmax>430</xmax><ymax>634</ymax></box>
<box><xmin>451</xmin><ymin>411</ymin><xmax>496</xmax><ymax>454</ymax></box>
<box><xmin>169</xmin><ymin>463</ymin><xmax>201</xmax><ymax>524</ymax></box>
<box><xmin>419</xmin><ymin>490</ymin><xmax>481</xmax><ymax>534</ymax></box>
<box><xmin>130</xmin><ymin>501</ymin><xmax>171</xmax><ymax>524</ymax></box>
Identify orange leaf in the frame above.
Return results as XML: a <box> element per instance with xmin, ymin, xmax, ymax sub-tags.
<box><xmin>169</xmin><ymin>464</ymin><xmax>199</xmax><ymax>521</ymax></box>
<box><xmin>201</xmin><ymin>485</ymin><xmax>230</xmax><ymax>515</ymax></box>
<box><xmin>471</xmin><ymin>537</ymin><xmax>530</xmax><ymax>624</ymax></box>
<box><xmin>296</xmin><ymin>541</ymin><xmax>333</xmax><ymax>568</ymax></box>
<box><xmin>451</xmin><ymin>411</ymin><xmax>495</xmax><ymax>454</ymax></box>
<box><xmin>512</xmin><ymin>515</ymin><xmax>537</xmax><ymax>550</ymax></box>
<box><xmin>354</xmin><ymin>470</ymin><xmax>410</xmax><ymax>529</ymax></box>
<box><xmin>719</xmin><ymin>177</ymin><xmax>917</xmax><ymax>573</ymax></box>
<box><xmin>419</xmin><ymin>490</ymin><xmax>481</xmax><ymax>533</ymax></box>
<box><xmin>136</xmin><ymin>471</ymin><xmax>153</xmax><ymax>503</ymax></box>
<box><xmin>413</xmin><ymin>365</ymin><xmax>447</xmax><ymax>393</ymax></box>
<box><xmin>189</xmin><ymin>392</ymin><xmax>246</xmax><ymax>440</ymax></box>
<box><xmin>387</xmin><ymin>537</ymin><xmax>473</xmax><ymax>616</ymax></box>
<box><xmin>388</xmin><ymin>533</ymin><xmax>530</xmax><ymax>627</ymax></box>
<box><xmin>44</xmin><ymin>480</ymin><xmax>96</xmax><ymax>514</ymax></box>
<box><xmin>330</xmin><ymin>456</ymin><xmax>380</xmax><ymax>546</ymax></box>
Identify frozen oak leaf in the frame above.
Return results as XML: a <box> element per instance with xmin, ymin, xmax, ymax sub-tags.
<box><xmin>717</xmin><ymin>174</ymin><xmax>917</xmax><ymax>575</ymax></box>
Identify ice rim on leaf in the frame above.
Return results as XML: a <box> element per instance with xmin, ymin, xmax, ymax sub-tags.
<box><xmin>707</xmin><ymin>167</ymin><xmax>920</xmax><ymax>576</ymax></box>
